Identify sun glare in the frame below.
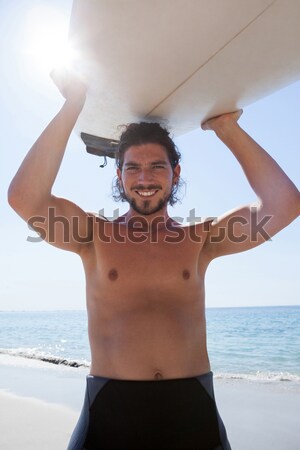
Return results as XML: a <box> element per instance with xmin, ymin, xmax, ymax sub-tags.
<box><xmin>23</xmin><ymin>4</ymin><xmax>78</xmax><ymax>76</ymax></box>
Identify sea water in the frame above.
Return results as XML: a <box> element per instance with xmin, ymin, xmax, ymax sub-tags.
<box><xmin>0</xmin><ymin>306</ymin><xmax>299</xmax><ymax>382</ymax></box>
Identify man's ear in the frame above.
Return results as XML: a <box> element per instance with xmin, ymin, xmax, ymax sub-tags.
<box><xmin>117</xmin><ymin>168</ymin><xmax>122</xmax><ymax>184</ymax></box>
<box><xmin>173</xmin><ymin>164</ymin><xmax>181</xmax><ymax>184</ymax></box>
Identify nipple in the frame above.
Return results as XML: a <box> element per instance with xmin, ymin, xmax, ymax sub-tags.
<box><xmin>182</xmin><ymin>269</ymin><xmax>190</xmax><ymax>280</ymax></box>
<box><xmin>108</xmin><ymin>268</ymin><xmax>118</xmax><ymax>281</ymax></box>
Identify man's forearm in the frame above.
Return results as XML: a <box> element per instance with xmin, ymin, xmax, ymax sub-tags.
<box><xmin>214</xmin><ymin>121</ymin><xmax>300</xmax><ymax>216</ymax></box>
<box><xmin>8</xmin><ymin>98</ymin><xmax>84</xmax><ymax>210</ymax></box>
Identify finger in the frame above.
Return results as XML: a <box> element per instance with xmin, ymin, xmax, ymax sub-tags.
<box><xmin>237</xmin><ymin>109</ymin><xmax>243</xmax><ymax>119</ymax></box>
<box><xmin>200</xmin><ymin>118</ymin><xmax>211</xmax><ymax>130</ymax></box>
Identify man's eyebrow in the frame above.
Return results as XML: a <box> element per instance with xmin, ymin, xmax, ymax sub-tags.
<box><xmin>124</xmin><ymin>161</ymin><xmax>140</xmax><ymax>166</ymax></box>
<box><xmin>124</xmin><ymin>160</ymin><xmax>169</xmax><ymax>166</ymax></box>
<box><xmin>151</xmin><ymin>160</ymin><xmax>168</xmax><ymax>165</ymax></box>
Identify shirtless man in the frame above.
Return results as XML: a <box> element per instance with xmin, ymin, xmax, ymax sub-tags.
<box><xmin>8</xmin><ymin>71</ymin><xmax>300</xmax><ymax>449</ymax></box>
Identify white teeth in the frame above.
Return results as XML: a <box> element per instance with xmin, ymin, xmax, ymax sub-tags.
<box><xmin>137</xmin><ymin>190</ymin><xmax>156</xmax><ymax>197</ymax></box>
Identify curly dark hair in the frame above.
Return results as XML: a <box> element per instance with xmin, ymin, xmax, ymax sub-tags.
<box><xmin>112</xmin><ymin>122</ymin><xmax>184</xmax><ymax>206</ymax></box>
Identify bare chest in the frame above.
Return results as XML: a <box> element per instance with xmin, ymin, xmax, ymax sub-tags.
<box><xmin>82</xmin><ymin>223</ymin><xmax>208</xmax><ymax>304</ymax></box>
<box><xmin>95</xmin><ymin>228</ymin><xmax>202</xmax><ymax>278</ymax></box>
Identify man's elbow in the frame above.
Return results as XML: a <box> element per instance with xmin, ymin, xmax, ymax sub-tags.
<box><xmin>7</xmin><ymin>183</ymin><xmax>21</xmax><ymax>211</ymax></box>
<box><xmin>279</xmin><ymin>190</ymin><xmax>300</xmax><ymax>227</ymax></box>
<box><xmin>265</xmin><ymin>187</ymin><xmax>300</xmax><ymax>218</ymax></box>
<box><xmin>7</xmin><ymin>182</ymin><xmax>30</xmax><ymax>218</ymax></box>
<box><xmin>291</xmin><ymin>191</ymin><xmax>300</xmax><ymax>219</ymax></box>
<box><xmin>286</xmin><ymin>187</ymin><xmax>300</xmax><ymax>215</ymax></box>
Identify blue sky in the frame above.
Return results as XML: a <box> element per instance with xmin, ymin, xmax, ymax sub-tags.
<box><xmin>1</xmin><ymin>0</ymin><xmax>299</xmax><ymax>311</ymax></box>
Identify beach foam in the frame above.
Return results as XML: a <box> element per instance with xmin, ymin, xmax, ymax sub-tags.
<box><xmin>1</xmin><ymin>349</ymin><xmax>299</xmax><ymax>386</ymax></box>
<box><xmin>0</xmin><ymin>347</ymin><xmax>90</xmax><ymax>368</ymax></box>
<box><xmin>214</xmin><ymin>370</ymin><xmax>300</xmax><ymax>383</ymax></box>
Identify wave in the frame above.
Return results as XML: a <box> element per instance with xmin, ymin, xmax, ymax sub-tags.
<box><xmin>1</xmin><ymin>348</ymin><xmax>299</xmax><ymax>382</ymax></box>
<box><xmin>0</xmin><ymin>348</ymin><xmax>90</xmax><ymax>368</ymax></box>
<box><xmin>214</xmin><ymin>371</ymin><xmax>300</xmax><ymax>383</ymax></box>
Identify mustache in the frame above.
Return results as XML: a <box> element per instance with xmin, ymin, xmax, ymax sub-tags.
<box><xmin>131</xmin><ymin>185</ymin><xmax>162</xmax><ymax>191</ymax></box>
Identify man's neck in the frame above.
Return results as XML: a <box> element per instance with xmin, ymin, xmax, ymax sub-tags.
<box><xmin>116</xmin><ymin>207</ymin><xmax>173</xmax><ymax>231</ymax></box>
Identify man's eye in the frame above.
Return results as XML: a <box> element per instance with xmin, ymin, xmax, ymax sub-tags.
<box><xmin>153</xmin><ymin>165</ymin><xmax>165</xmax><ymax>169</ymax></box>
<box><xmin>126</xmin><ymin>166</ymin><xmax>138</xmax><ymax>171</ymax></box>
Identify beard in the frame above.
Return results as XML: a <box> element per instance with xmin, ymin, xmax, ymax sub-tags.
<box><xmin>124</xmin><ymin>188</ymin><xmax>172</xmax><ymax>216</ymax></box>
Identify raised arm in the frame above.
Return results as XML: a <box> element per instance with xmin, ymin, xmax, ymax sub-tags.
<box><xmin>7</xmin><ymin>69</ymin><xmax>92</xmax><ymax>254</ymax></box>
<box><xmin>201</xmin><ymin>110</ymin><xmax>300</xmax><ymax>260</ymax></box>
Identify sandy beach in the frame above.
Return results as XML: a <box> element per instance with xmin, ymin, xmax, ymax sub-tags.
<box><xmin>0</xmin><ymin>390</ymin><xmax>78</xmax><ymax>450</ymax></box>
<box><xmin>0</xmin><ymin>355</ymin><xmax>299</xmax><ymax>450</ymax></box>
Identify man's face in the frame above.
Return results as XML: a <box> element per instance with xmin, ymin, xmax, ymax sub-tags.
<box><xmin>117</xmin><ymin>143</ymin><xmax>180</xmax><ymax>216</ymax></box>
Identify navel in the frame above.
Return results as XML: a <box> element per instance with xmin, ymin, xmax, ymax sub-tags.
<box><xmin>182</xmin><ymin>269</ymin><xmax>190</xmax><ymax>280</ymax></box>
<box><xmin>154</xmin><ymin>370</ymin><xmax>163</xmax><ymax>380</ymax></box>
<box><xmin>108</xmin><ymin>268</ymin><xmax>118</xmax><ymax>281</ymax></box>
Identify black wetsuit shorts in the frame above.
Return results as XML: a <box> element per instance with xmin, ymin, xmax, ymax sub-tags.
<box><xmin>67</xmin><ymin>371</ymin><xmax>231</xmax><ymax>449</ymax></box>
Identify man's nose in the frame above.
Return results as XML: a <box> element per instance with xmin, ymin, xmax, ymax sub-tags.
<box><xmin>138</xmin><ymin>168</ymin><xmax>154</xmax><ymax>183</ymax></box>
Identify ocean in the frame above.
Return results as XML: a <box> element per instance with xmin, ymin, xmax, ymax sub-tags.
<box><xmin>0</xmin><ymin>306</ymin><xmax>299</xmax><ymax>382</ymax></box>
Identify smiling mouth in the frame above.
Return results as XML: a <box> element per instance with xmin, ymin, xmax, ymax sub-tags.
<box><xmin>135</xmin><ymin>190</ymin><xmax>158</xmax><ymax>197</ymax></box>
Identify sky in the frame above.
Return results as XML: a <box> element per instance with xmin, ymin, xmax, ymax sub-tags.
<box><xmin>0</xmin><ymin>0</ymin><xmax>299</xmax><ymax>311</ymax></box>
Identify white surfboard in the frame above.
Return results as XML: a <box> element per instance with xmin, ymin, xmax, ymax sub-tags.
<box><xmin>68</xmin><ymin>0</ymin><xmax>300</xmax><ymax>142</ymax></box>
